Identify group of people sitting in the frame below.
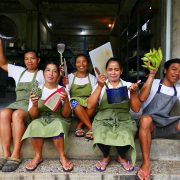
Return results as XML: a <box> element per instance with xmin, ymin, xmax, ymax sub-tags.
<box><xmin>0</xmin><ymin>38</ymin><xmax>179</xmax><ymax>180</ymax></box>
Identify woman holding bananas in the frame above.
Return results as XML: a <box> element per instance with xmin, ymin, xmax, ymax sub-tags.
<box><xmin>137</xmin><ymin>58</ymin><xmax>180</xmax><ymax>180</ymax></box>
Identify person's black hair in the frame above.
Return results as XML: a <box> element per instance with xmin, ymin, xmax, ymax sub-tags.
<box><xmin>105</xmin><ymin>57</ymin><xmax>123</xmax><ymax>69</ymax></box>
<box><xmin>43</xmin><ymin>60</ymin><xmax>60</xmax><ymax>75</ymax></box>
<box><xmin>24</xmin><ymin>50</ymin><xmax>40</xmax><ymax>58</ymax></box>
<box><xmin>164</xmin><ymin>58</ymin><xmax>180</xmax><ymax>70</ymax></box>
<box><xmin>75</xmin><ymin>53</ymin><xmax>89</xmax><ymax>64</ymax></box>
<box><xmin>163</xmin><ymin>58</ymin><xmax>180</xmax><ymax>76</ymax></box>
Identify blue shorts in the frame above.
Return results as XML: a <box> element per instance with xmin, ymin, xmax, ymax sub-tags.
<box><xmin>32</xmin><ymin>133</ymin><xmax>64</xmax><ymax>139</ymax></box>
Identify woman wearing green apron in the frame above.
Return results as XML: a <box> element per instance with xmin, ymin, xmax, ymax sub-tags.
<box><xmin>63</xmin><ymin>54</ymin><xmax>97</xmax><ymax>139</ymax></box>
<box><xmin>0</xmin><ymin>39</ymin><xmax>44</xmax><ymax>172</ymax></box>
<box><xmin>87</xmin><ymin>57</ymin><xmax>141</xmax><ymax>172</ymax></box>
<box><xmin>22</xmin><ymin>61</ymin><xmax>73</xmax><ymax>172</ymax></box>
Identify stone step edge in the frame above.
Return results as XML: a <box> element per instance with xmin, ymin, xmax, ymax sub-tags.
<box><xmin>0</xmin><ymin>134</ymin><xmax>179</xmax><ymax>160</ymax></box>
<box><xmin>0</xmin><ymin>160</ymin><xmax>179</xmax><ymax>180</ymax></box>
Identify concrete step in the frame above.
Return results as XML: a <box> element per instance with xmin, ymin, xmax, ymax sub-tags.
<box><xmin>0</xmin><ymin>160</ymin><xmax>179</xmax><ymax>180</ymax></box>
<box><xmin>7</xmin><ymin>132</ymin><xmax>178</xmax><ymax>161</ymax></box>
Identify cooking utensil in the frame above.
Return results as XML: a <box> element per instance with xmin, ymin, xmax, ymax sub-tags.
<box><xmin>106</xmin><ymin>86</ymin><xmax>128</xmax><ymax>104</ymax></box>
<box><xmin>57</xmin><ymin>43</ymin><xmax>65</xmax><ymax>65</ymax></box>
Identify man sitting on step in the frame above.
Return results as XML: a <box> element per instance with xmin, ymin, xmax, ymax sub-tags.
<box><xmin>136</xmin><ymin>58</ymin><xmax>180</xmax><ymax>180</ymax></box>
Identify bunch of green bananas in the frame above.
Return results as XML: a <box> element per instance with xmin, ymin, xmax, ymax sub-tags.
<box><xmin>31</xmin><ymin>81</ymin><xmax>42</xmax><ymax>98</ymax></box>
<box><xmin>141</xmin><ymin>48</ymin><xmax>163</xmax><ymax>71</ymax></box>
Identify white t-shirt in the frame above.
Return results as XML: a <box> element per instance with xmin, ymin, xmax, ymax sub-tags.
<box><xmin>28</xmin><ymin>85</ymin><xmax>69</xmax><ymax>110</ymax></box>
<box><xmin>142</xmin><ymin>79</ymin><xmax>180</xmax><ymax>109</ymax></box>
<box><xmin>8</xmin><ymin>64</ymin><xmax>44</xmax><ymax>86</ymax></box>
<box><xmin>67</xmin><ymin>73</ymin><xmax>97</xmax><ymax>89</ymax></box>
<box><xmin>92</xmin><ymin>79</ymin><xmax>132</xmax><ymax>104</ymax></box>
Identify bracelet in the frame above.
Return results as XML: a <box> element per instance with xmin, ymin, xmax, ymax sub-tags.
<box><xmin>148</xmin><ymin>73</ymin><xmax>156</xmax><ymax>78</ymax></box>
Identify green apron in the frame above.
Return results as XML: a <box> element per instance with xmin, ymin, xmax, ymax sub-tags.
<box><xmin>92</xmin><ymin>85</ymin><xmax>137</xmax><ymax>165</ymax></box>
<box><xmin>7</xmin><ymin>70</ymin><xmax>38</xmax><ymax>112</ymax></box>
<box><xmin>70</xmin><ymin>73</ymin><xmax>92</xmax><ymax>107</ymax></box>
<box><xmin>22</xmin><ymin>98</ymin><xmax>71</xmax><ymax>152</ymax></box>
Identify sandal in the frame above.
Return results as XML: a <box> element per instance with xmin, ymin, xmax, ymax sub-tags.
<box><xmin>136</xmin><ymin>168</ymin><xmax>151</xmax><ymax>180</ymax></box>
<box><xmin>95</xmin><ymin>160</ymin><xmax>110</xmax><ymax>172</ymax></box>
<box><xmin>75</xmin><ymin>128</ymin><xmax>85</xmax><ymax>137</ymax></box>
<box><xmin>25</xmin><ymin>159</ymin><xmax>43</xmax><ymax>171</ymax></box>
<box><xmin>0</xmin><ymin>157</ymin><xmax>7</xmax><ymax>170</ymax></box>
<box><xmin>2</xmin><ymin>157</ymin><xmax>21</xmax><ymax>172</ymax></box>
<box><xmin>117</xmin><ymin>157</ymin><xmax>134</xmax><ymax>171</ymax></box>
<box><xmin>60</xmin><ymin>160</ymin><xmax>74</xmax><ymax>172</ymax></box>
<box><xmin>85</xmin><ymin>130</ymin><xmax>93</xmax><ymax>140</ymax></box>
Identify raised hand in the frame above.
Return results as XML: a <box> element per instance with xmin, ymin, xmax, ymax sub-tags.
<box><xmin>62</xmin><ymin>76</ymin><xmax>69</xmax><ymax>86</ymax></box>
<box><xmin>97</xmin><ymin>74</ymin><xmax>107</xmax><ymax>88</ymax></box>
<box><xmin>59</xmin><ymin>64</ymin><xmax>65</xmax><ymax>76</ymax></box>
<box><xmin>129</xmin><ymin>80</ymin><xmax>141</xmax><ymax>93</ymax></box>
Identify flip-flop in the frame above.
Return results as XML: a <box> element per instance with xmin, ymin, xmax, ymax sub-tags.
<box><xmin>136</xmin><ymin>168</ymin><xmax>151</xmax><ymax>180</ymax></box>
<box><xmin>60</xmin><ymin>160</ymin><xmax>74</xmax><ymax>172</ymax></box>
<box><xmin>25</xmin><ymin>159</ymin><xmax>43</xmax><ymax>171</ymax></box>
<box><xmin>95</xmin><ymin>160</ymin><xmax>110</xmax><ymax>172</ymax></box>
<box><xmin>117</xmin><ymin>158</ymin><xmax>134</xmax><ymax>172</ymax></box>
<box><xmin>85</xmin><ymin>130</ymin><xmax>93</xmax><ymax>140</ymax></box>
<box><xmin>2</xmin><ymin>157</ymin><xmax>21</xmax><ymax>172</ymax></box>
<box><xmin>0</xmin><ymin>157</ymin><xmax>7</xmax><ymax>170</ymax></box>
<box><xmin>75</xmin><ymin>128</ymin><xmax>85</xmax><ymax>137</ymax></box>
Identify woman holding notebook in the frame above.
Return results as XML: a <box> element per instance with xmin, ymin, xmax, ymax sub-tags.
<box><xmin>22</xmin><ymin>61</ymin><xmax>73</xmax><ymax>172</ymax></box>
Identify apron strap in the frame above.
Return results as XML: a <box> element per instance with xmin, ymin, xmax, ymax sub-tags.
<box><xmin>18</xmin><ymin>70</ymin><xmax>26</xmax><ymax>83</ymax></box>
<box><xmin>32</xmin><ymin>70</ymin><xmax>38</xmax><ymax>82</ymax></box>
<box><xmin>173</xmin><ymin>85</ymin><xmax>177</xmax><ymax>96</ymax></box>
<box><xmin>120</xmin><ymin>79</ymin><xmax>123</xmax><ymax>86</ymax></box>
<box><xmin>72</xmin><ymin>72</ymin><xmax>76</xmax><ymax>85</ymax></box>
<box><xmin>87</xmin><ymin>74</ymin><xmax>92</xmax><ymax>89</ymax></box>
<box><xmin>157</xmin><ymin>80</ymin><xmax>162</xmax><ymax>93</ymax></box>
<box><xmin>157</xmin><ymin>79</ymin><xmax>177</xmax><ymax>96</ymax></box>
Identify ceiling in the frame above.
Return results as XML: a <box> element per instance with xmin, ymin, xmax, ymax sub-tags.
<box><xmin>0</xmin><ymin>0</ymin><xmax>126</xmax><ymax>36</ymax></box>
<box><xmin>39</xmin><ymin>0</ymin><xmax>121</xmax><ymax>36</ymax></box>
